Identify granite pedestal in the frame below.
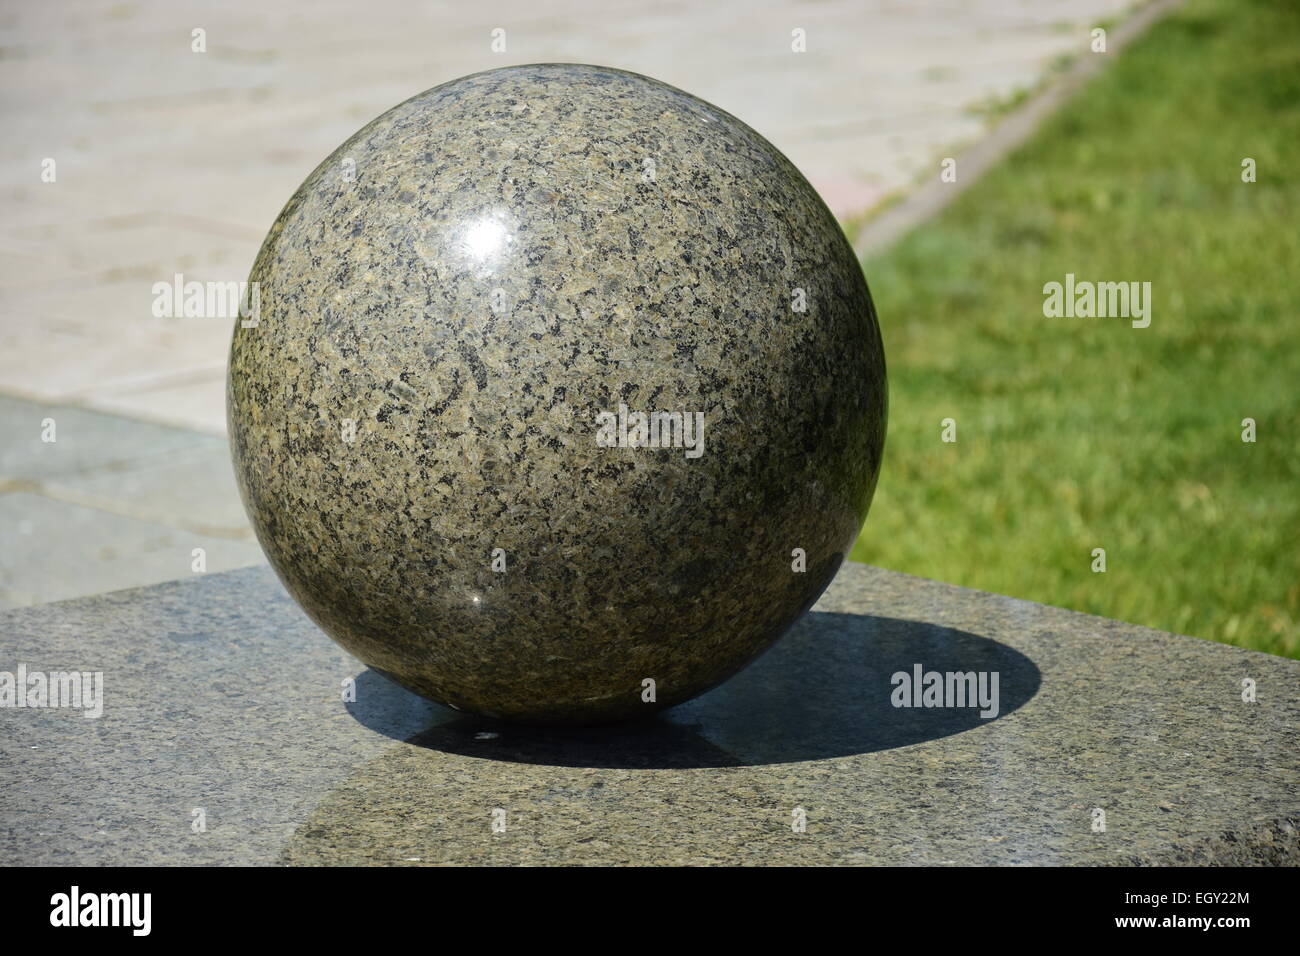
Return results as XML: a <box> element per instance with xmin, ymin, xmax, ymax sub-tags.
<box><xmin>1</xmin><ymin>562</ymin><xmax>1295</xmax><ymax>865</ymax></box>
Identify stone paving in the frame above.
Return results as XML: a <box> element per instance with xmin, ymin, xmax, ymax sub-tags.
<box><xmin>0</xmin><ymin>0</ymin><xmax>1142</xmax><ymax>606</ymax></box>
<box><xmin>0</xmin><ymin>394</ymin><xmax>262</xmax><ymax>607</ymax></box>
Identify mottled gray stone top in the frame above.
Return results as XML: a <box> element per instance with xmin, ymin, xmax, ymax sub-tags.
<box><xmin>1</xmin><ymin>562</ymin><xmax>1296</xmax><ymax>866</ymax></box>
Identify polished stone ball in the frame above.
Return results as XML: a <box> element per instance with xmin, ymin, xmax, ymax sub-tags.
<box><xmin>228</xmin><ymin>64</ymin><xmax>886</xmax><ymax>724</ymax></box>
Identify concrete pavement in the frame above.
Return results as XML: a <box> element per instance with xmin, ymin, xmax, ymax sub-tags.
<box><xmin>0</xmin><ymin>0</ymin><xmax>1144</xmax><ymax>607</ymax></box>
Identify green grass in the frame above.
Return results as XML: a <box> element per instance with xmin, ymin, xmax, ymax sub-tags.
<box><xmin>849</xmin><ymin>0</ymin><xmax>1300</xmax><ymax>658</ymax></box>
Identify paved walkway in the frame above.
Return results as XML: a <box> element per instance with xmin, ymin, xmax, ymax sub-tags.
<box><xmin>0</xmin><ymin>0</ymin><xmax>1141</xmax><ymax>606</ymax></box>
<box><xmin>0</xmin><ymin>394</ymin><xmax>263</xmax><ymax>606</ymax></box>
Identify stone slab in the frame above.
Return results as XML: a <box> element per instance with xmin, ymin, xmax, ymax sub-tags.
<box><xmin>1</xmin><ymin>561</ymin><xmax>1294</xmax><ymax>865</ymax></box>
<box><xmin>0</xmin><ymin>394</ymin><xmax>260</xmax><ymax>609</ymax></box>
<box><xmin>0</xmin><ymin>394</ymin><xmax>213</xmax><ymax>481</ymax></box>
<box><xmin>0</xmin><ymin>493</ymin><xmax>263</xmax><ymax>608</ymax></box>
<box><xmin>0</xmin><ymin>0</ymin><xmax>1140</xmax><ymax>435</ymax></box>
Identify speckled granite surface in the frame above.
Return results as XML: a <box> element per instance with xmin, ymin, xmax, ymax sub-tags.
<box><xmin>1</xmin><ymin>562</ymin><xmax>1295</xmax><ymax>866</ymax></box>
<box><xmin>228</xmin><ymin>64</ymin><xmax>886</xmax><ymax>723</ymax></box>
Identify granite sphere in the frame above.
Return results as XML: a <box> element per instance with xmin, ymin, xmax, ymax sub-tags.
<box><xmin>228</xmin><ymin>64</ymin><xmax>887</xmax><ymax>724</ymax></box>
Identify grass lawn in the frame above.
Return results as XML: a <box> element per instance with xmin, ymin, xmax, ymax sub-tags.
<box><xmin>849</xmin><ymin>0</ymin><xmax>1300</xmax><ymax>658</ymax></box>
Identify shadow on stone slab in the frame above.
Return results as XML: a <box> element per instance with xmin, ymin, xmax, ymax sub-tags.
<box><xmin>344</xmin><ymin>611</ymin><xmax>1042</xmax><ymax>769</ymax></box>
